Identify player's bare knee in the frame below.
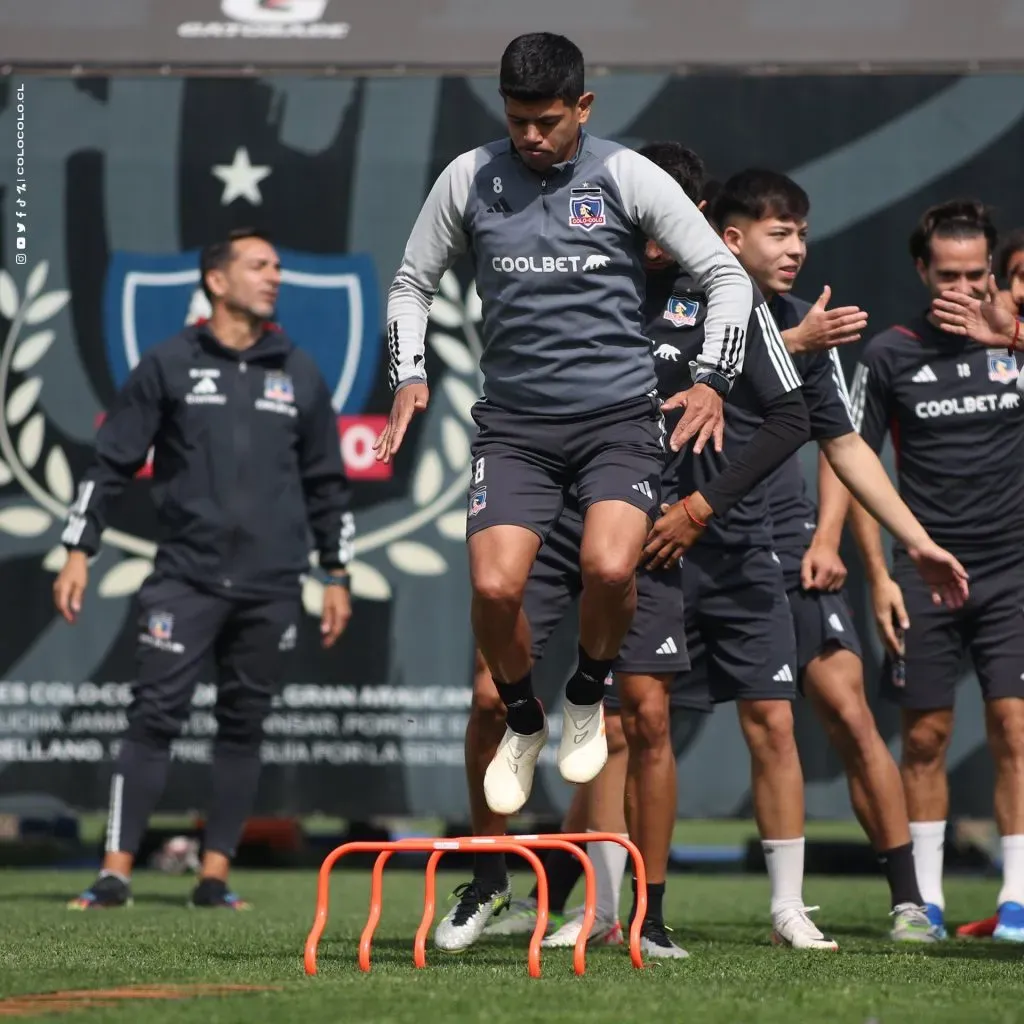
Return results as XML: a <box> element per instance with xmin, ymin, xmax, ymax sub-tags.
<box><xmin>902</xmin><ymin>711</ymin><xmax>952</xmax><ymax>768</ymax></box>
<box><xmin>630</xmin><ymin>696</ymin><xmax>670</xmax><ymax>753</ymax></box>
<box><xmin>740</xmin><ymin>699</ymin><xmax>796</xmax><ymax>761</ymax></box>
<box><xmin>580</xmin><ymin>548</ymin><xmax>637</xmax><ymax>594</ymax></box>
<box><xmin>471</xmin><ymin>566</ymin><xmax>525</xmax><ymax>611</ymax></box>
<box><xmin>986</xmin><ymin>699</ymin><xmax>1024</xmax><ymax>764</ymax></box>
<box><xmin>819</xmin><ymin>688</ymin><xmax>879</xmax><ymax>754</ymax></box>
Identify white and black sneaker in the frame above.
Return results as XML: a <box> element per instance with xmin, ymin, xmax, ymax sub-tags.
<box><xmin>434</xmin><ymin>879</ymin><xmax>512</xmax><ymax>952</ymax></box>
<box><xmin>639</xmin><ymin>918</ymin><xmax>689</xmax><ymax>959</ymax></box>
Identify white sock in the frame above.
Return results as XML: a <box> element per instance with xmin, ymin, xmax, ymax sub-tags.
<box><xmin>762</xmin><ymin>837</ymin><xmax>805</xmax><ymax>916</ymax></box>
<box><xmin>909</xmin><ymin>820</ymin><xmax>946</xmax><ymax>909</ymax></box>
<box><xmin>997</xmin><ymin>835</ymin><xmax>1024</xmax><ymax>907</ymax></box>
<box><xmin>588</xmin><ymin>830</ymin><xmax>628</xmax><ymax>923</ymax></box>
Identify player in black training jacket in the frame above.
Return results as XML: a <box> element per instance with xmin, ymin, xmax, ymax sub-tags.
<box><xmin>55</xmin><ymin>229</ymin><xmax>354</xmax><ymax>911</ymax></box>
<box><xmin>850</xmin><ymin>201</ymin><xmax>1024</xmax><ymax>943</ymax></box>
<box><xmin>717</xmin><ymin>169</ymin><xmax>950</xmax><ymax>941</ymax></box>
<box><xmin>436</xmin><ymin>142</ymin><xmax>810</xmax><ymax>958</ymax></box>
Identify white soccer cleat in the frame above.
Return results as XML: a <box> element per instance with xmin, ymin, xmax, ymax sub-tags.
<box><xmin>771</xmin><ymin>905</ymin><xmax>839</xmax><ymax>951</ymax></box>
<box><xmin>483</xmin><ymin>721</ymin><xmax>548</xmax><ymax>815</ymax></box>
<box><xmin>639</xmin><ymin>919</ymin><xmax>690</xmax><ymax>959</ymax></box>
<box><xmin>557</xmin><ymin>699</ymin><xmax>607</xmax><ymax>784</ymax></box>
<box><xmin>541</xmin><ymin>912</ymin><xmax>623</xmax><ymax>948</ymax></box>
<box><xmin>434</xmin><ymin>879</ymin><xmax>512</xmax><ymax>952</ymax></box>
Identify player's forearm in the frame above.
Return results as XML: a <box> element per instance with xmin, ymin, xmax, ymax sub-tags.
<box><xmin>813</xmin><ymin>451</ymin><xmax>850</xmax><ymax>550</ymax></box>
<box><xmin>848</xmin><ymin>499</ymin><xmax>890</xmax><ymax>582</ymax></box>
<box><xmin>385</xmin><ymin>281</ymin><xmax>430</xmax><ymax>390</ymax></box>
<box><xmin>701</xmin><ymin>392</ymin><xmax>810</xmax><ymax>516</ymax></box>
<box><xmin>697</xmin><ymin>263</ymin><xmax>754</xmax><ymax>383</ymax></box>
<box><xmin>819</xmin><ymin>432</ymin><xmax>929</xmax><ymax>569</ymax></box>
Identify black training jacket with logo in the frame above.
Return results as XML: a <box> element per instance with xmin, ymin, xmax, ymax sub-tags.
<box><xmin>62</xmin><ymin>323</ymin><xmax>354</xmax><ymax>599</ymax></box>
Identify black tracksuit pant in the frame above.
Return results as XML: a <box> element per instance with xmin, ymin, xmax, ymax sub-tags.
<box><xmin>104</xmin><ymin>574</ymin><xmax>299</xmax><ymax>861</ymax></box>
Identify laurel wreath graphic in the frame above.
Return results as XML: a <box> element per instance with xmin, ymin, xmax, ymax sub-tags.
<box><xmin>0</xmin><ymin>265</ymin><xmax>483</xmax><ymax>617</ymax></box>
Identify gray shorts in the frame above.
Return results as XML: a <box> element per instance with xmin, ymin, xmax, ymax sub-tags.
<box><xmin>881</xmin><ymin>551</ymin><xmax>1024</xmax><ymax>710</ymax></box>
<box><xmin>674</xmin><ymin>545</ymin><xmax>798</xmax><ymax>709</ymax></box>
<box><xmin>787</xmin><ymin>586</ymin><xmax>862</xmax><ymax>681</ymax></box>
<box><xmin>465</xmin><ymin>394</ymin><xmax>665</xmax><ymax>542</ymax></box>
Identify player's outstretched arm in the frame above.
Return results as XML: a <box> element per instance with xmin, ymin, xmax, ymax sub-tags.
<box><xmin>376</xmin><ymin>153</ymin><xmax>474</xmax><ymax>463</ymax></box>
<box><xmin>819</xmin><ymin>432</ymin><xmax>968</xmax><ymax>613</ymax></box>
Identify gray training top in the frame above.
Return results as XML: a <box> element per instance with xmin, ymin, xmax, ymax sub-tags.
<box><xmin>386</xmin><ymin>131</ymin><xmax>753</xmax><ymax>416</ymax></box>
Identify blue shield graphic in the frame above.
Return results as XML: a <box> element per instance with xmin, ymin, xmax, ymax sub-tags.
<box><xmin>663</xmin><ymin>295</ymin><xmax>700</xmax><ymax>328</ymax></box>
<box><xmin>103</xmin><ymin>249</ymin><xmax>380</xmax><ymax>414</ymax></box>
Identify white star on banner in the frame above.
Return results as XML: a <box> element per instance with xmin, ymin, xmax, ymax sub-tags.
<box><xmin>211</xmin><ymin>147</ymin><xmax>271</xmax><ymax>206</ymax></box>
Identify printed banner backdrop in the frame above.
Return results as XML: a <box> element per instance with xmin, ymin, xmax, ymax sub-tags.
<box><xmin>1</xmin><ymin>72</ymin><xmax>1023</xmax><ymax>822</ymax></box>
<box><xmin>5</xmin><ymin>0</ymin><xmax>1024</xmax><ymax>70</ymax></box>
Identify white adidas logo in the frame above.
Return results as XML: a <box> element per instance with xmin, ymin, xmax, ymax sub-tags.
<box><xmin>632</xmin><ymin>481</ymin><xmax>654</xmax><ymax>500</ymax></box>
<box><xmin>912</xmin><ymin>365</ymin><xmax>937</xmax><ymax>383</ymax></box>
<box><xmin>656</xmin><ymin>637</ymin><xmax>678</xmax><ymax>655</ymax></box>
<box><xmin>828</xmin><ymin>613</ymin><xmax>845</xmax><ymax>633</ymax></box>
<box><xmin>773</xmin><ymin>665</ymin><xmax>794</xmax><ymax>683</ymax></box>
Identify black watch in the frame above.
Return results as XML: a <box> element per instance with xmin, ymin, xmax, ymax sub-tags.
<box><xmin>325</xmin><ymin>572</ymin><xmax>350</xmax><ymax>590</ymax></box>
<box><xmin>693</xmin><ymin>371</ymin><xmax>731</xmax><ymax>398</ymax></box>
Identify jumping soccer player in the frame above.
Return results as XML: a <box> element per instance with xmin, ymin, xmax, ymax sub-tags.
<box><xmin>376</xmin><ymin>33</ymin><xmax>753</xmax><ymax>820</ymax></box>
<box><xmin>850</xmin><ymin>200</ymin><xmax>1024</xmax><ymax>942</ymax></box>
<box><xmin>438</xmin><ymin>141</ymin><xmax>809</xmax><ymax>956</ymax></box>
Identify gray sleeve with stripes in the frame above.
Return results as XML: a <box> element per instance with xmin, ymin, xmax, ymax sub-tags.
<box><xmin>610</xmin><ymin>148</ymin><xmax>753</xmax><ymax>381</ymax></box>
<box><xmin>385</xmin><ymin>150</ymin><xmax>477</xmax><ymax>392</ymax></box>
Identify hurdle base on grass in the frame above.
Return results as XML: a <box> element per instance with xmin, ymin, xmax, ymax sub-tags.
<box><xmin>303</xmin><ymin>833</ymin><xmax>647</xmax><ymax>978</ymax></box>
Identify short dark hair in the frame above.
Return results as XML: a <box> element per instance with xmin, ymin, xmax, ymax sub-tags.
<box><xmin>996</xmin><ymin>227</ymin><xmax>1024</xmax><ymax>282</ymax></box>
<box><xmin>199</xmin><ymin>227</ymin><xmax>272</xmax><ymax>302</ymax></box>
<box><xmin>499</xmin><ymin>33</ymin><xmax>584</xmax><ymax>105</ymax></box>
<box><xmin>909</xmin><ymin>200</ymin><xmax>997</xmax><ymax>266</ymax></box>
<box><xmin>638</xmin><ymin>142</ymin><xmax>705</xmax><ymax>204</ymax></box>
<box><xmin>701</xmin><ymin>178</ymin><xmax>723</xmax><ymax>208</ymax></box>
<box><xmin>711</xmin><ymin>169</ymin><xmax>810</xmax><ymax>228</ymax></box>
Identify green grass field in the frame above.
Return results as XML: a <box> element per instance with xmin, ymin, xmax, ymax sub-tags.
<box><xmin>2</xmin><ymin>867</ymin><xmax>1024</xmax><ymax>1023</ymax></box>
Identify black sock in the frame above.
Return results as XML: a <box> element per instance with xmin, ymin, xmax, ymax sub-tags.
<box><xmin>493</xmin><ymin>671</ymin><xmax>545</xmax><ymax>734</ymax></box>
<box><xmin>204</xmin><ymin>743</ymin><xmax>264</xmax><ymax>859</ymax></box>
<box><xmin>879</xmin><ymin>842</ymin><xmax>923</xmax><ymax>908</ymax></box>
<box><xmin>564</xmin><ymin>646</ymin><xmax>614</xmax><ymax>706</ymax></box>
<box><xmin>528</xmin><ymin>848</ymin><xmax>584</xmax><ymax>913</ymax></box>
<box><xmin>473</xmin><ymin>852</ymin><xmax>508</xmax><ymax>890</ymax></box>
<box><xmin>107</xmin><ymin>738</ymin><xmax>172</xmax><ymax>855</ymax></box>
<box><xmin>629</xmin><ymin>876</ymin><xmax>665</xmax><ymax>926</ymax></box>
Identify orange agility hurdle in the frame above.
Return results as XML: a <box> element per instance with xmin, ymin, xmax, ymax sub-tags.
<box><xmin>303</xmin><ymin>832</ymin><xmax>647</xmax><ymax>977</ymax></box>
<box><xmin>303</xmin><ymin>837</ymin><xmax>590</xmax><ymax>978</ymax></box>
<box><xmin>466</xmin><ymin>832</ymin><xmax>647</xmax><ymax>969</ymax></box>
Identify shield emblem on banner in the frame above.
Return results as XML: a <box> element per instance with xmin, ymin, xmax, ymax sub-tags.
<box><xmin>103</xmin><ymin>249</ymin><xmax>380</xmax><ymax>415</ymax></box>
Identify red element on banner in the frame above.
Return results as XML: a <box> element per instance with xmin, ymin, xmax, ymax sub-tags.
<box><xmin>94</xmin><ymin>413</ymin><xmax>154</xmax><ymax>478</ymax></box>
<box><xmin>338</xmin><ymin>416</ymin><xmax>391</xmax><ymax>480</ymax></box>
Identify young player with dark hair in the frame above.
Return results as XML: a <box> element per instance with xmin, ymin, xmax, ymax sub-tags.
<box><xmin>851</xmin><ymin>200</ymin><xmax>1024</xmax><ymax>942</ymax></box>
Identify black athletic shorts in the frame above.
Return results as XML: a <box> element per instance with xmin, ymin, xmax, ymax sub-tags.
<box><xmin>522</xmin><ymin>499</ymin><xmax>689</xmax><ymax>678</ymax></box>
<box><xmin>881</xmin><ymin>550</ymin><xmax>1024</xmax><ymax>710</ymax></box>
<box><xmin>787</xmin><ymin>586</ymin><xmax>862</xmax><ymax>681</ymax></box>
<box><xmin>673</xmin><ymin>544</ymin><xmax>798</xmax><ymax>708</ymax></box>
<box><xmin>465</xmin><ymin>393</ymin><xmax>665</xmax><ymax>542</ymax></box>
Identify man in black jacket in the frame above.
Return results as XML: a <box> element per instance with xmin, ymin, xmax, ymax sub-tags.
<box><xmin>54</xmin><ymin>228</ymin><xmax>354</xmax><ymax>910</ymax></box>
